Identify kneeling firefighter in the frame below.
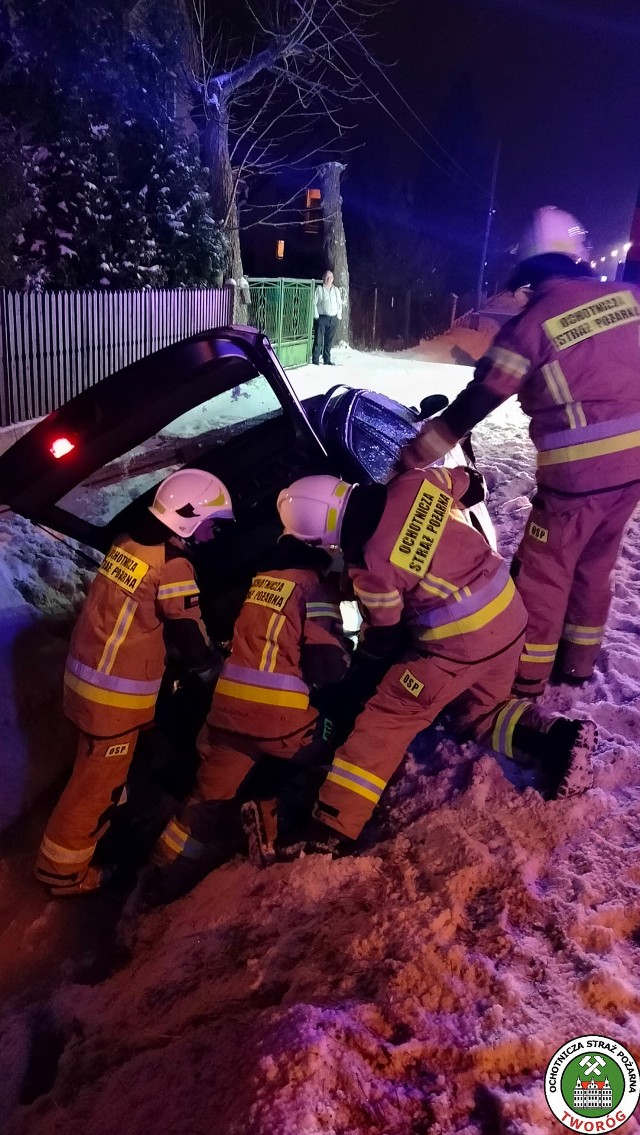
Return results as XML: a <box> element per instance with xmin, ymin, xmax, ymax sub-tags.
<box><xmin>145</xmin><ymin>534</ymin><xmax>351</xmax><ymax>902</ymax></box>
<box><xmin>275</xmin><ymin>470</ymin><xmax>597</xmax><ymax>851</ymax></box>
<box><xmin>35</xmin><ymin>469</ymin><xmax>234</xmax><ymax>896</ymax></box>
<box><xmin>400</xmin><ymin>206</ymin><xmax>640</xmax><ymax>696</ymax></box>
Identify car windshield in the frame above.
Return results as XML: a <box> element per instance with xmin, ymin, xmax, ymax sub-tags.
<box><xmin>57</xmin><ymin>375</ymin><xmax>282</xmax><ymax>526</ymax></box>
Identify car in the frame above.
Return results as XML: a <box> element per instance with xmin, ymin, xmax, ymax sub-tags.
<box><xmin>0</xmin><ymin>325</ymin><xmax>495</xmax><ymax>640</ymax></box>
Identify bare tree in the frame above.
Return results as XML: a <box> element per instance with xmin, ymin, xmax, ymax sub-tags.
<box><xmin>186</xmin><ymin>0</ymin><xmax>389</xmax><ymax>315</ymax></box>
<box><xmin>319</xmin><ymin>161</ymin><xmax>349</xmax><ymax>333</ymax></box>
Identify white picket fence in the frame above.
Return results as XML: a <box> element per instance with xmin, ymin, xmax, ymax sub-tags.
<box><xmin>0</xmin><ymin>287</ymin><xmax>234</xmax><ymax>426</ymax></box>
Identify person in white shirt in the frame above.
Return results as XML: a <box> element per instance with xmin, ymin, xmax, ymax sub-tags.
<box><xmin>312</xmin><ymin>270</ymin><xmax>343</xmax><ymax>365</ymax></box>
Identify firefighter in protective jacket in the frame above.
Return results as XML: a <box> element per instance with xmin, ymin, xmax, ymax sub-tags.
<box><xmin>147</xmin><ymin>535</ymin><xmax>350</xmax><ymax>899</ymax></box>
<box><xmin>274</xmin><ymin>472</ymin><xmax>597</xmax><ymax>847</ymax></box>
<box><xmin>400</xmin><ymin>206</ymin><xmax>640</xmax><ymax>696</ymax></box>
<box><xmin>35</xmin><ymin>468</ymin><xmax>234</xmax><ymax>896</ymax></box>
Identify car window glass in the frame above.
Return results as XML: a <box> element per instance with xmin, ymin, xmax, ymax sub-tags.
<box><xmin>350</xmin><ymin>394</ymin><xmax>417</xmax><ymax>482</ymax></box>
<box><xmin>56</xmin><ymin>376</ymin><xmax>282</xmax><ymax>526</ymax></box>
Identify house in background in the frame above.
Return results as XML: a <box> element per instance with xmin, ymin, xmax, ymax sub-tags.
<box><xmin>241</xmin><ymin>184</ymin><xmax>326</xmax><ymax>279</ymax></box>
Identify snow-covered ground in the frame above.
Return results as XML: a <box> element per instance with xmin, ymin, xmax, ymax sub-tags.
<box><xmin>1</xmin><ymin>345</ymin><xmax>640</xmax><ymax>1134</ymax></box>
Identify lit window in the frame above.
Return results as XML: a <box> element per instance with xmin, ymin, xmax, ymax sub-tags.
<box><xmin>276</xmin><ymin>239</ymin><xmax>285</xmax><ymax>259</ymax></box>
<box><xmin>305</xmin><ymin>188</ymin><xmax>322</xmax><ymax>234</ymax></box>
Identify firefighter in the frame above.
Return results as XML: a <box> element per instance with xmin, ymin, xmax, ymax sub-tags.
<box><xmin>144</xmin><ymin>533</ymin><xmax>350</xmax><ymax>901</ymax></box>
<box><xmin>35</xmin><ymin>468</ymin><xmax>234</xmax><ymax>896</ymax></box>
<box><xmin>400</xmin><ymin>206</ymin><xmax>640</xmax><ymax>697</ymax></box>
<box><xmin>274</xmin><ymin>471</ymin><xmax>597</xmax><ymax>849</ymax></box>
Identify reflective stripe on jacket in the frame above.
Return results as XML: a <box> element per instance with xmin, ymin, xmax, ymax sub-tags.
<box><xmin>349</xmin><ymin>467</ymin><xmax>526</xmax><ymax>663</ymax></box>
<box><xmin>440</xmin><ymin>277</ymin><xmax>640</xmax><ymax>493</ymax></box>
<box><xmin>210</xmin><ymin>568</ymin><xmax>348</xmax><ymax>738</ymax></box>
<box><xmin>64</xmin><ymin>535</ymin><xmax>205</xmax><ymax>735</ymax></box>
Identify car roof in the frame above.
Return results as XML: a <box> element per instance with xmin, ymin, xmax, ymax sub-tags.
<box><xmin>0</xmin><ymin>326</ymin><xmax>323</xmax><ymax>524</ymax></box>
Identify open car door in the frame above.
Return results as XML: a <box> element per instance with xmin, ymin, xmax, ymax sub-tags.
<box><xmin>0</xmin><ymin>327</ymin><xmax>327</xmax><ymax>548</ymax></box>
<box><xmin>0</xmin><ymin>327</ymin><xmax>331</xmax><ymax>636</ymax></box>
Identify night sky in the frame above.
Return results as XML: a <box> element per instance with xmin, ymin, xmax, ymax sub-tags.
<box><xmin>371</xmin><ymin>0</ymin><xmax>640</xmax><ymax>257</ymax></box>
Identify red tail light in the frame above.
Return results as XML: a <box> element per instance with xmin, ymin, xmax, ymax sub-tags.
<box><xmin>50</xmin><ymin>437</ymin><xmax>75</xmax><ymax>459</ymax></box>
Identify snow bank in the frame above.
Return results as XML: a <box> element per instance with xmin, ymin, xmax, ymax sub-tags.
<box><xmin>0</xmin><ymin>513</ymin><xmax>92</xmax><ymax>831</ymax></box>
<box><xmin>2</xmin><ymin>348</ymin><xmax>640</xmax><ymax>1135</ymax></box>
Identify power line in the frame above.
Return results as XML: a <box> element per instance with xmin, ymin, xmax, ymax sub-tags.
<box><xmin>332</xmin><ymin>6</ymin><xmax>491</xmax><ymax>195</ymax></box>
<box><xmin>306</xmin><ymin>14</ymin><xmax>489</xmax><ymax>195</ymax></box>
<box><xmin>367</xmin><ymin>85</ymin><xmax>488</xmax><ymax>194</ymax></box>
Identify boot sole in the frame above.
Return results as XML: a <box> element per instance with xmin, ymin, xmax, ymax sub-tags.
<box><xmin>556</xmin><ymin>719</ymin><xmax>598</xmax><ymax>799</ymax></box>
<box><xmin>241</xmin><ymin>801</ymin><xmax>277</xmax><ymax>868</ymax></box>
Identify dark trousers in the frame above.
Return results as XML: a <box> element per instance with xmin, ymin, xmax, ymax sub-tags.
<box><xmin>312</xmin><ymin>315</ymin><xmax>339</xmax><ymax>364</ymax></box>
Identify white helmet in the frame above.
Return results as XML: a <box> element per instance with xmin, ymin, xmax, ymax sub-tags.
<box><xmin>277</xmin><ymin>475</ymin><xmax>356</xmax><ymax>548</ymax></box>
<box><xmin>519</xmin><ymin>206</ymin><xmax>589</xmax><ymax>262</ymax></box>
<box><xmin>150</xmin><ymin>468</ymin><xmax>234</xmax><ymax>538</ymax></box>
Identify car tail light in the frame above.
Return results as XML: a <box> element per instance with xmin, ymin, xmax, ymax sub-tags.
<box><xmin>50</xmin><ymin>437</ymin><xmax>75</xmax><ymax>459</ymax></box>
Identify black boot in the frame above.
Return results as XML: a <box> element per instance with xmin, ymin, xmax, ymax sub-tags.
<box><xmin>241</xmin><ymin>799</ymin><xmax>278</xmax><ymax>868</ymax></box>
<box><xmin>537</xmin><ymin>717</ymin><xmax>599</xmax><ymax>799</ymax></box>
<box><xmin>276</xmin><ymin>815</ymin><xmax>345</xmax><ymax>861</ymax></box>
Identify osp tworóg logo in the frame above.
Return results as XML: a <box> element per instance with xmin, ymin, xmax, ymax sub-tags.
<box><xmin>544</xmin><ymin>1034</ymin><xmax>639</xmax><ymax>1131</ymax></box>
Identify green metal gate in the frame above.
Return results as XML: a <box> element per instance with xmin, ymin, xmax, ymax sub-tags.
<box><xmin>247</xmin><ymin>277</ymin><xmax>315</xmax><ymax>368</ymax></box>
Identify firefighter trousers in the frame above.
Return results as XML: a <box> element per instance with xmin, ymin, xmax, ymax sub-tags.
<box><xmin>316</xmin><ymin>635</ymin><xmax>551</xmax><ymax>841</ymax></box>
<box><xmin>513</xmin><ymin>482</ymin><xmax>640</xmax><ymax>696</ymax></box>
<box><xmin>35</xmin><ymin>729</ymin><xmax>137</xmax><ymax>892</ymax></box>
<box><xmin>154</xmin><ymin>714</ymin><xmax>333</xmax><ymax>865</ymax></box>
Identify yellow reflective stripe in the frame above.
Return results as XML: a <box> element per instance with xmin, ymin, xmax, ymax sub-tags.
<box><xmin>64</xmin><ymin>672</ymin><xmax>157</xmax><ymax>710</ymax></box>
<box><xmin>306</xmin><ymin>604</ymin><xmax>341</xmax><ymax>618</ymax></box>
<box><xmin>419</xmin><ymin>579</ymin><xmax>450</xmax><ymax>600</ymax></box>
<box><xmin>258</xmin><ymin>612</ymin><xmax>286</xmax><ymax>673</ymax></box>
<box><xmin>157</xmin><ymin>581</ymin><xmax>200</xmax><ymax>599</ymax></box>
<box><xmin>552</xmin><ymin>362</ymin><xmax>582</xmax><ymax>430</ymax></box>
<box><xmin>429</xmin><ymin>468</ymin><xmax>452</xmax><ymax>491</ymax></box>
<box><xmin>520</xmin><ymin>641</ymin><xmax>557</xmax><ymax>664</ymax></box>
<box><xmin>267</xmin><ymin>614</ymin><xmax>286</xmax><ymax>673</ymax></box>
<box><xmin>333</xmin><ymin>756</ymin><xmax>386</xmax><ymax>790</ymax></box>
<box><xmin>159</xmin><ymin>831</ymin><xmax>185</xmax><ymax>856</ymax></box>
<box><xmin>562</xmin><ymin>628</ymin><xmax>603</xmax><ymax>646</ymax></box>
<box><xmin>419</xmin><ymin>572</ymin><xmax>459</xmax><ymax>601</ymax></box>
<box><xmin>491</xmin><ymin>699</ymin><xmax>530</xmax><ymax>759</ymax></box>
<box><xmin>504</xmin><ymin>701</ymin><xmax>529</xmax><ymax>758</ymax></box>
<box><xmin>538</xmin><ymin>428</ymin><xmax>640</xmax><ymax>466</ymax></box>
<box><xmin>564</xmin><ymin>623</ymin><xmax>605</xmax><ymax>634</ymax></box>
<box><xmin>215</xmin><ymin>678</ymin><xmax>309</xmax><ymax>710</ymax></box>
<box><xmin>357</xmin><ymin>596</ymin><xmax>402</xmax><ymax>609</ymax></box>
<box><xmin>40</xmin><ymin>835</ymin><xmax>96</xmax><ymax>865</ymax></box>
<box><xmin>426</xmin><ymin>572</ymin><xmax>458</xmax><ymax>594</ymax></box>
<box><xmin>488</xmin><ymin>345</ymin><xmax>530</xmax><ymax>378</ymax></box>
<box><xmin>159</xmin><ymin>820</ymin><xmax>190</xmax><ymax>854</ymax></box>
<box><xmin>419</xmin><ymin>578</ymin><xmax>516</xmax><ymax>641</ymax></box>
<box><xmin>325</xmin><ymin>771</ymin><xmax>380</xmax><ymax>804</ymax></box>
<box><xmin>354</xmin><ymin>590</ymin><xmax>399</xmax><ymax>608</ymax></box>
<box><xmin>97</xmin><ymin>597</ymin><xmax>137</xmax><ymax>675</ymax></box>
<box><xmin>542</xmin><ymin>361</ymin><xmax>564</xmax><ymax>406</ymax></box>
<box><xmin>542</xmin><ymin>362</ymin><xmax>586</xmax><ymax>430</ymax></box>
<box><xmin>259</xmin><ymin>613</ymin><xmax>277</xmax><ymax>672</ymax></box>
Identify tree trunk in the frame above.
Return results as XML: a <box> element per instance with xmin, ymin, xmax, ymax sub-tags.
<box><xmin>319</xmin><ymin>162</ymin><xmax>349</xmax><ymax>343</ymax></box>
<box><xmin>203</xmin><ymin>104</ymin><xmax>248</xmax><ymax>323</ymax></box>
